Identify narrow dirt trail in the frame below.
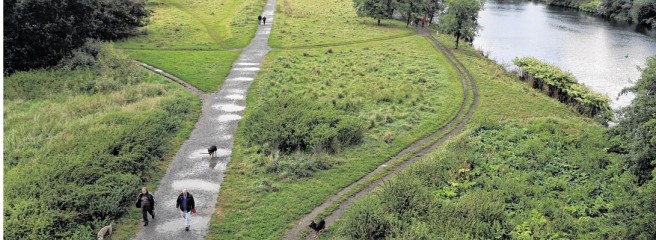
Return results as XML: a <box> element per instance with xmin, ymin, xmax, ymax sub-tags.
<box><xmin>283</xmin><ymin>28</ymin><xmax>479</xmax><ymax>240</ymax></box>
<box><xmin>132</xmin><ymin>0</ymin><xmax>277</xmax><ymax>239</ymax></box>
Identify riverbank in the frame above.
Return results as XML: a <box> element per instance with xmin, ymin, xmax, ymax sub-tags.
<box><xmin>529</xmin><ymin>0</ymin><xmax>655</xmax><ymax>29</ymax></box>
<box><xmin>323</xmin><ymin>29</ymin><xmax>654</xmax><ymax>239</ymax></box>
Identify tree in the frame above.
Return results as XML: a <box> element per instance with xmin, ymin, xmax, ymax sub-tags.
<box><xmin>425</xmin><ymin>0</ymin><xmax>443</xmax><ymax>26</ymax></box>
<box><xmin>354</xmin><ymin>0</ymin><xmax>394</xmax><ymax>25</ymax></box>
<box><xmin>4</xmin><ymin>0</ymin><xmax>150</xmax><ymax>73</ymax></box>
<box><xmin>631</xmin><ymin>0</ymin><xmax>656</xmax><ymax>28</ymax></box>
<box><xmin>438</xmin><ymin>0</ymin><xmax>483</xmax><ymax>49</ymax></box>
<box><xmin>394</xmin><ymin>0</ymin><xmax>428</xmax><ymax>27</ymax></box>
<box><xmin>610</xmin><ymin>56</ymin><xmax>656</xmax><ymax>185</ymax></box>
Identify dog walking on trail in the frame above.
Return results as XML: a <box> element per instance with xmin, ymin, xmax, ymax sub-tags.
<box><xmin>309</xmin><ymin>219</ymin><xmax>326</xmax><ymax>238</ymax></box>
<box><xmin>135</xmin><ymin>187</ymin><xmax>155</xmax><ymax>226</ymax></box>
<box><xmin>176</xmin><ymin>189</ymin><xmax>196</xmax><ymax>231</ymax></box>
<box><xmin>208</xmin><ymin>145</ymin><xmax>217</xmax><ymax>158</ymax></box>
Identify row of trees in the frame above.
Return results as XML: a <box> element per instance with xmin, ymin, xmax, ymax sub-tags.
<box><xmin>4</xmin><ymin>0</ymin><xmax>151</xmax><ymax>73</ymax></box>
<box><xmin>353</xmin><ymin>0</ymin><xmax>484</xmax><ymax>48</ymax></box>
<box><xmin>536</xmin><ymin>0</ymin><xmax>656</xmax><ymax>28</ymax></box>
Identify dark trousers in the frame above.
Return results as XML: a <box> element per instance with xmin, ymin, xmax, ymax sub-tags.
<box><xmin>142</xmin><ymin>207</ymin><xmax>154</xmax><ymax>222</ymax></box>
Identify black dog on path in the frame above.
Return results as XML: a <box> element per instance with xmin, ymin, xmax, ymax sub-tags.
<box><xmin>208</xmin><ymin>145</ymin><xmax>217</xmax><ymax>158</ymax></box>
<box><xmin>309</xmin><ymin>219</ymin><xmax>325</xmax><ymax>238</ymax></box>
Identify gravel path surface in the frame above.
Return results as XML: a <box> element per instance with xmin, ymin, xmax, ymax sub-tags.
<box><xmin>283</xmin><ymin>28</ymin><xmax>479</xmax><ymax>240</ymax></box>
<box><xmin>134</xmin><ymin>0</ymin><xmax>276</xmax><ymax>239</ymax></box>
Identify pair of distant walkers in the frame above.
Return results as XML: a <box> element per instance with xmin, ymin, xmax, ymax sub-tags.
<box><xmin>257</xmin><ymin>15</ymin><xmax>267</xmax><ymax>25</ymax></box>
<box><xmin>136</xmin><ymin>187</ymin><xmax>196</xmax><ymax>231</ymax></box>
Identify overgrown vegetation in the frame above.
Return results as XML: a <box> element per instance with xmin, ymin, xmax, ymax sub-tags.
<box><xmin>609</xmin><ymin>57</ymin><xmax>656</xmax><ymax>185</ymax></box>
<box><xmin>328</xmin><ymin>37</ymin><xmax>655</xmax><ymax>239</ymax></box>
<box><xmin>335</xmin><ymin>118</ymin><xmax>637</xmax><ymax>239</ymax></box>
<box><xmin>513</xmin><ymin>57</ymin><xmax>612</xmax><ymax>122</ymax></box>
<box><xmin>4</xmin><ymin>0</ymin><xmax>150</xmax><ymax>72</ymax></box>
<box><xmin>209</xmin><ymin>34</ymin><xmax>463</xmax><ymax>238</ymax></box>
<box><xmin>3</xmin><ymin>44</ymin><xmax>200</xmax><ymax>239</ymax></box>
<box><xmin>243</xmin><ymin>96</ymin><xmax>365</xmax><ymax>154</ymax></box>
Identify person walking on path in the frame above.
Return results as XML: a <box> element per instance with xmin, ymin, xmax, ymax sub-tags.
<box><xmin>262</xmin><ymin>16</ymin><xmax>267</xmax><ymax>25</ymax></box>
<box><xmin>176</xmin><ymin>189</ymin><xmax>196</xmax><ymax>231</ymax></box>
<box><xmin>421</xmin><ymin>16</ymin><xmax>426</xmax><ymax>28</ymax></box>
<box><xmin>258</xmin><ymin>15</ymin><xmax>262</xmax><ymax>25</ymax></box>
<box><xmin>136</xmin><ymin>187</ymin><xmax>155</xmax><ymax>226</ymax></box>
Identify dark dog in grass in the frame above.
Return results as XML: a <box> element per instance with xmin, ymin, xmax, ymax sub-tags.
<box><xmin>309</xmin><ymin>219</ymin><xmax>325</xmax><ymax>238</ymax></box>
<box><xmin>208</xmin><ymin>145</ymin><xmax>217</xmax><ymax>158</ymax></box>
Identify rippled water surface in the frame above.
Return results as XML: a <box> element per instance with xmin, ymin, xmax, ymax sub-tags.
<box><xmin>474</xmin><ymin>0</ymin><xmax>656</xmax><ymax>109</ymax></box>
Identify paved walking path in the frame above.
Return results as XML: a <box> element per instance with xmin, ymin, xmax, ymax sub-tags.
<box><xmin>134</xmin><ymin>0</ymin><xmax>276</xmax><ymax>239</ymax></box>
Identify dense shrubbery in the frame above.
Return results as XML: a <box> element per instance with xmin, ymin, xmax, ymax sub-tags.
<box><xmin>337</xmin><ymin>118</ymin><xmax>648</xmax><ymax>238</ymax></box>
<box><xmin>4</xmin><ymin>0</ymin><xmax>150</xmax><ymax>72</ymax></box>
<box><xmin>243</xmin><ymin>96</ymin><xmax>365</xmax><ymax>154</ymax></box>
<box><xmin>513</xmin><ymin>57</ymin><xmax>612</xmax><ymax>122</ymax></box>
<box><xmin>241</xmin><ymin>95</ymin><xmax>365</xmax><ymax>178</ymax></box>
<box><xmin>608</xmin><ymin>56</ymin><xmax>656</xmax><ymax>235</ymax></box>
<box><xmin>3</xmin><ymin>45</ymin><xmax>197</xmax><ymax>239</ymax></box>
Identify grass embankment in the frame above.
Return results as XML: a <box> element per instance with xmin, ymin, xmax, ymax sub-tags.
<box><xmin>115</xmin><ymin>0</ymin><xmax>267</xmax><ymax>92</ymax></box>
<box><xmin>325</xmin><ymin>33</ymin><xmax>635</xmax><ymax>238</ymax></box>
<box><xmin>269</xmin><ymin>0</ymin><xmax>415</xmax><ymax>48</ymax></box>
<box><xmin>3</xmin><ymin>45</ymin><xmax>201</xmax><ymax>239</ymax></box>
<box><xmin>208</xmin><ymin>36</ymin><xmax>464</xmax><ymax>239</ymax></box>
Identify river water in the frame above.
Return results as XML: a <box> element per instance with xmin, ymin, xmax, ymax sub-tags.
<box><xmin>473</xmin><ymin>0</ymin><xmax>656</xmax><ymax>109</ymax></box>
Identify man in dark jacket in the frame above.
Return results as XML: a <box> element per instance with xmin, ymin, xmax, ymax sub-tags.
<box><xmin>176</xmin><ymin>189</ymin><xmax>195</xmax><ymax>231</ymax></box>
<box><xmin>136</xmin><ymin>187</ymin><xmax>155</xmax><ymax>226</ymax></box>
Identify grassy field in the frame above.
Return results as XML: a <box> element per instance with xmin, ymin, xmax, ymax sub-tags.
<box><xmin>128</xmin><ymin>49</ymin><xmax>241</xmax><ymax>92</ymax></box>
<box><xmin>208</xmin><ymin>34</ymin><xmax>463</xmax><ymax>238</ymax></box>
<box><xmin>269</xmin><ymin>0</ymin><xmax>416</xmax><ymax>48</ymax></box>
<box><xmin>115</xmin><ymin>0</ymin><xmax>265</xmax><ymax>50</ymax></box>
<box><xmin>3</xmin><ymin>45</ymin><xmax>201</xmax><ymax>239</ymax></box>
<box><xmin>115</xmin><ymin>0</ymin><xmax>267</xmax><ymax>92</ymax></box>
<box><xmin>331</xmin><ymin>118</ymin><xmax>629</xmax><ymax>239</ymax></box>
<box><xmin>322</xmin><ymin>33</ymin><xmax>629</xmax><ymax>238</ymax></box>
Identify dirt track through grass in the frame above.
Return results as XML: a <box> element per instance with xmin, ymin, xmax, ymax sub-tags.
<box><xmin>283</xmin><ymin>28</ymin><xmax>479</xmax><ymax>239</ymax></box>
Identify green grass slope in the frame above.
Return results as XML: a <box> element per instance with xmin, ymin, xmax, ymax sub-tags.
<box><xmin>3</xmin><ymin>46</ymin><xmax>201</xmax><ymax>239</ymax></box>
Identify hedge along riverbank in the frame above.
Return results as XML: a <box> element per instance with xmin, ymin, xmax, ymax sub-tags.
<box><xmin>3</xmin><ymin>44</ymin><xmax>200</xmax><ymax>239</ymax></box>
<box><xmin>513</xmin><ymin>57</ymin><xmax>612</xmax><ymax>122</ymax></box>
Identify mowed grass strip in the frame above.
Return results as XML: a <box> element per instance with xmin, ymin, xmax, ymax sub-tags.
<box><xmin>269</xmin><ymin>0</ymin><xmax>415</xmax><ymax>48</ymax></box>
<box><xmin>116</xmin><ymin>0</ymin><xmax>267</xmax><ymax>50</ymax></box>
<box><xmin>126</xmin><ymin>49</ymin><xmax>240</xmax><ymax>92</ymax></box>
<box><xmin>208</xmin><ymin>36</ymin><xmax>463</xmax><ymax>239</ymax></box>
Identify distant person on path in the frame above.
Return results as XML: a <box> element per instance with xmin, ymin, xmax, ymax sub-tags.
<box><xmin>258</xmin><ymin>15</ymin><xmax>262</xmax><ymax>25</ymax></box>
<box><xmin>176</xmin><ymin>189</ymin><xmax>196</xmax><ymax>231</ymax></box>
<box><xmin>421</xmin><ymin>16</ymin><xmax>426</xmax><ymax>27</ymax></box>
<box><xmin>262</xmin><ymin>16</ymin><xmax>267</xmax><ymax>25</ymax></box>
<box><xmin>136</xmin><ymin>187</ymin><xmax>155</xmax><ymax>226</ymax></box>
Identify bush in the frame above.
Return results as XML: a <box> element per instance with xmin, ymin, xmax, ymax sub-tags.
<box><xmin>336</xmin><ymin>118</ymin><xmax>640</xmax><ymax>239</ymax></box>
<box><xmin>513</xmin><ymin>57</ymin><xmax>612</xmax><ymax>122</ymax></box>
<box><xmin>3</xmin><ymin>46</ymin><xmax>197</xmax><ymax>239</ymax></box>
<box><xmin>242</xmin><ymin>96</ymin><xmax>365</xmax><ymax>154</ymax></box>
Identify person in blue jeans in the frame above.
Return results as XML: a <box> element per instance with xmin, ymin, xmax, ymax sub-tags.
<box><xmin>176</xmin><ymin>189</ymin><xmax>196</xmax><ymax>231</ymax></box>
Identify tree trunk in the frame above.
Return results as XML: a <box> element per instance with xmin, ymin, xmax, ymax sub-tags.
<box><xmin>378</xmin><ymin>19</ymin><xmax>381</xmax><ymax>25</ymax></box>
<box><xmin>429</xmin><ymin>15</ymin><xmax>434</xmax><ymax>26</ymax></box>
<box><xmin>406</xmin><ymin>16</ymin><xmax>410</xmax><ymax>27</ymax></box>
<box><xmin>455</xmin><ymin>32</ymin><xmax>460</xmax><ymax>49</ymax></box>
